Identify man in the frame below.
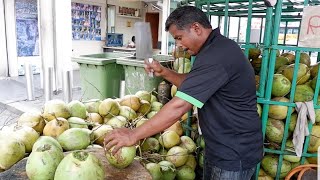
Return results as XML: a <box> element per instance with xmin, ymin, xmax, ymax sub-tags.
<box><xmin>105</xmin><ymin>6</ymin><xmax>263</xmax><ymax>180</ymax></box>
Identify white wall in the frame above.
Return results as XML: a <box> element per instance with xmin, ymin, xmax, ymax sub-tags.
<box><xmin>71</xmin><ymin>0</ymin><xmax>107</xmax><ymax>57</ymax></box>
<box><xmin>107</xmin><ymin>0</ymin><xmax>144</xmax><ymax>46</ymax></box>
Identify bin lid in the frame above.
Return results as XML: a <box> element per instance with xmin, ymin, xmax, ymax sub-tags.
<box><xmin>116</xmin><ymin>56</ymin><xmax>173</xmax><ymax>68</ymax></box>
<box><xmin>71</xmin><ymin>52</ymin><xmax>133</xmax><ymax>65</ymax></box>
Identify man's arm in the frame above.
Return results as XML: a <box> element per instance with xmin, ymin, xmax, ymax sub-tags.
<box><xmin>104</xmin><ymin>97</ymin><xmax>192</xmax><ymax>153</ymax></box>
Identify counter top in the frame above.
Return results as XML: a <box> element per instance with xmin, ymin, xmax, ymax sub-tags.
<box><xmin>102</xmin><ymin>46</ymin><xmax>136</xmax><ymax>51</ymax></box>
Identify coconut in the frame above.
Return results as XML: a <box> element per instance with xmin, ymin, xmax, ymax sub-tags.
<box><xmin>158</xmin><ymin>161</ymin><xmax>176</xmax><ymax>180</ymax></box>
<box><xmin>92</xmin><ymin>125</ymin><xmax>113</xmax><ymax>146</ymax></box>
<box><xmin>282</xmin><ymin>63</ymin><xmax>310</xmax><ymax>85</ymax></box>
<box><xmin>147</xmin><ymin>111</ymin><xmax>158</xmax><ymax>119</ymax></box>
<box><xmin>0</xmin><ymin>132</ymin><xmax>25</xmax><ymax>170</ymax></box>
<box><xmin>166</xmin><ymin>146</ymin><xmax>188</xmax><ymax>167</ymax></box>
<box><xmin>43</xmin><ymin>117</ymin><xmax>69</xmax><ymax>138</ymax></box>
<box><xmin>198</xmin><ymin>151</ymin><xmax>204</xmax><ymax>168</ymax></box>
<box><xmin>179</xmin><ymin>136</ymin><xmax>196</xmax><ymax>153</ymax></box>
<box><xmin>106</xmin><ymin>116</ymin><xmax>127</xmax><ymax>128</ymax></box>
<box><xmin>268</xmin><ymin>97</ymin><xmax>289</xmax><ymax>120</ymax></box>
<box><xmin>146</xmin><ymin>163</ymin><xmax>162</xmax><ymax>180</ymax></box>
<box><xmin>282</xmin><ymin>52</ymin><xmax>295</xmax><ymax>63</ymax></box>
<box><xmin>266</xmin><ymin>118</ymin><xmax>284</xmax><ymax>144</ymax></box>
<box><xmin>105</xmin><ymin>146</ymin><xmax>136</xmax><ymax>169</ymax></box>
<box><xmin>196</xmin><ymin>136</ymin><xmax>205</xmax><ymax>149</ymax></box>
<box><xmin>261</xmin><ymin>155</ymin><xmax>291</xmax><ymax>178</ymax></box>
<box><xmin>26</xmin><ymin>144</ymin><xmax>64</xmax><ymax>180</ymax></box>
<box><xmin>135</xmin><ymin>90</ymin><xmax>152</xmax><ymax>103</ymax></box>
<box><xmin>257</xmin><ymin>104</ymin><xmax>262</xmax><ymax>118</ymax></box>
<box><xmin>68</xmin><ymin>100</ymin><xmax>87</xmax><ymax>119</ymax></box>
<box><xmin>120</xmin><ymin>95</ymin><xmax>141</xmax><ymax>111</ymax></box>
<box><xmin>119</xmin><ymin>106</ymin><xmax>137</xmax><ymax>121</ymax></box>
<box><xmin>17</xmin><ymin>112</ymin><xmax>45</xmax><ymax>134</ymax></box>
<box><xmin>141</xmin><ymin>137</ymin><xmax>160</xmax><ymax>152</ymax></box>
<box><xmin>272</xmin><ymin>74</ymin><xmax>291</xmax><ymax>97</ymax></box>
<box><xmin>68</xmin><ymin>117</ymin><xmax>88</xmax><ymax>129</ymax></box>
<box><xmin>251</xmin><ymin>58</ymin><xmax>262</xmax><ymax>73</ymax></box>
<box><xmin>159</xmin><ymin>131</ymin><xmax>180</xmax><ymax>149</ymax></box>
<box><xmin>54</xmin><ymin>151</ymin><xmax>104</xmax><ymax>180</ymax></box>
<box><xmin>284</xmin><ymin>139</ymin><xmax>300</xmax><ymax>163</ymax></box>
<box><xmin>275</xmin><ymin>56</ymin><xmax>289</xmax><ymax>72</ymax></box>
<box><xmin>300</xmin><ymin>52</ymin><xmax>311</xmax><ymax>67</ymax></box>
<box><xmin>310</xmin><ymin>63</ymin><xmax>319</xmax><ymax>78</ymax></box>
<box><xmin>159</xmin><ymin>148</ymin><xmax>168</xmax><ymax>156</ymax></box>
<box><xmin>173</xmin><ymin>57</ymin><xmax>191</xmax><ymax>71</ymax></box>
<box><xmin>42</xmin><ymin>99</ymin><xmax>71</xmax><ymax>121</ymax></box>
<box><xmin>32</xmin><ymin>136</ymin><xmax>62</xmax><ymax>152</ymax></box>
<box><xmin>307</xmin><ymin>125</ymin><xmax>320</xmax><ymax>152</ymax></box>
<box><xmin>288</xmin><ymin>113</ymin><xmax>297</xmax><ymax>132</ymax></box>
<box><xmin>137</xmin><ymin>100</ymin><xmax>152</xmax><ymax>115</ymax></box>
<box><xmin>84</xmin><ymin>99</ymin><xmax>101</xmax><ymax>113</ymax></box>
<box><xmin>249</xmin><ymin>48</ymin><xmax>261</xmax><ymax>59</ymax></box>
<box><xmin>99</xmin><ymin>98</ymin><xmax>120</xmax><ymax>118</ymax></box>
<box><xmin>178</xmin><ymin>63</ymin><xmax>191</xmax><ymax>73</ymax></box>
<box><xmin>151</xmin><ymin>102</ymin><xmax>163</xmax><ymax>111</ymax></box>
<box><xmin>15</xmin><ymin>126</ymin><xmax>40</xmax><ymax>153</ymax></box>
<box><xmin>135</xmin><ymin>117</ymin><xmax>148</xmax><ymax>127</ymax></box>
<box><xmin>57</xmin><ymin>128</ymin><xmax>91</xmax><ymax>151</ymax></box>
<box><xmin>176</xmin><ymin>165</ymin><xmax>196</xmax><ymax>180</ymax></box>
<box><xmin>258</xmin><ymin>169</ymin><xmax>274</xmax><ymax>180</ymax></box>
<box><xmin>291</xmin><ymin>159</ymin><xmax>309</xmax><ymax>170</ymax></box>
<box><xmin>293</xmin><ymin>84</ymin><xmax>314</xmax><ymax>102</ymax></box>
<box><xmin>87</xmin><ymin>113</ymin><xmax>103</xmax><ymax>124</ymax></box>
<box><xmin>171</xmin><ymin>85</ymin><xmax>177</xmax><ymax>97</ymax></box>
<box><xmin>165</xmin><ymin>121</ymin><xmax>183</xmax><ymax>136</ymax></box>
<box><xmin>150</xmin><ymin>94</ymin><xmax>158</xmax><ymax>103</ymax></box>
<box><xmin>184</xmin><ymin>155</ymin><xmax>197</xmax><ymax>171</ymax></box>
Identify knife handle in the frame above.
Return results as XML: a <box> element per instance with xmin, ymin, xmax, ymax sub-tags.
<box><xmin>148</xmin><ymin>58</ymin><xmax>154</xmax><ymax>77</ymax></box>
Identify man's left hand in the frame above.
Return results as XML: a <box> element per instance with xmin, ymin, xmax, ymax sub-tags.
<box><xmin>104</xmin><ymin>128</ymin><xmax>138</xmax><ymax>155</ymax></box>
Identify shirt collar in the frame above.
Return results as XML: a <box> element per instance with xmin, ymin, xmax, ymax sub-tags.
<box><xmin>198</xmin><ymin>28</ymin><xmax>221</xmax><ymax>54</ymax></box>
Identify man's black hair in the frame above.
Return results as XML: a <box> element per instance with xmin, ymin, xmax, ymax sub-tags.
<box><xmin>165</xmin><ymin>6</ymin><xmax>212</xmax><ymax>31</ymax></box>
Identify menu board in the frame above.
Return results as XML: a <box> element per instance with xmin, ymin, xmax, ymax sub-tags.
<box><xmin>71</xmin><ymin>2</ymin><xmax>102</xmax><ymax>41</ymax></box>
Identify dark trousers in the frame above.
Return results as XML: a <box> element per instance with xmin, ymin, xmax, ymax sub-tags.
<box><xmin>203</xmin><ymin>160</ymin><xmax>256</xmax><ymax>180</ymax></box>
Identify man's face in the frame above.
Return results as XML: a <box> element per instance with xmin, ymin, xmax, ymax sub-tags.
<box><xmin>168</xmin><ymin>24</ymin><xmax>198</xmax><ymax>55</ymax></box>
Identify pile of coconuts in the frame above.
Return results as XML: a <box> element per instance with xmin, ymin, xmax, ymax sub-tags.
<box><xmin>248</xmin><ymin>48</ymin><xmax>320</xmax><ymax>179</ymax></box>
<box><xmin>0</xmin><ymin>89</ymin><xmax>202</xmax><ymax>180</ymax></box>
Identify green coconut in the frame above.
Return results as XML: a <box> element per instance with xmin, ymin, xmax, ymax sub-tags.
<box><xmin>268</xmin><ymin>97</ymin><xmax>289</xmax><ymax>120</ymax></box>
<box><xmin>106</xmin><ymin>116</ymin><xmax>127</xmax><ymax>128</ymax></box>
<box><xmin>26</xmin><ymin>144</ymin><xmax>64</xmax><ymax>180</ymax></box>
<box><xmin>261</xmin><ymin>155</ymin><xmax>291</xmax><ymax>178</ymax></box>
<box><xmin>119</xmin><ymin>106</ymin><xmax>137</xmax><ymax>121</ymax></box>
<box><xmin>141</xmin><ymin>137</ymin><xmax>160</xmax><ymax>152</ymax></box>
<box><xmin>151</xmin><ymin>102</ymin><xmax>163</xmax><ymax>111</ymax></box>
<box><xmin>120</xmin><ymin>95</ymin><xmax>141</xmax><ymax>111</ymax></box>
<box><xmin>271</xmin><ymin>74</ymin><xmax>291</xmax><ymax>97</ymax></box>
<box><xmin>176</xmin><ymin>165</ymin><xmax>196</xmax><ymax>180</ymax></box>
<box><xmin>68</xmin><ymin>100</ymin><xmax>87</xmax><ymax>119</ymax></box>
<box><xmin>137</xmin><ymin>100</ymin><xmax>152</xmax><ymax>116</ymax></box>
<box><xmin>179</xmin><ymin>136</ymin><xmax>196</xmax><ymax>153</ymax></box>
<box><xmin>105</xmin><ymin>146</ymin><xmax>136</xmax><ymax>169</ymax></box>
<box><xmin>84</xmin><ymin>99</ymin><xmax>101</xmax><ymax>113</ymax></box>
<box><xmin>57</xmin><ymin>128</ymin><xmax>91</xmax><ymax>151</ymax></box>
<box><xmin>42</xmin><ymin>99</ymin><xmax>71</xmax><ymax>121</ymax></box>
<box><xmin>293</xmin><ymin>84</ymin><xmax>314</xmax><ymax>102</ymax></box>
<box><xmin>15</xmin><ymin>126</ymin><xmax>40</xmax><ymax>153</ymax></box>
<box><xmin>266</xmin><ymin>118</ymin><xmax>284</xmax><ymax>144</ymax></box>
<box><xmin>146</xmin><ymin>163</ymin><xmax>162</xmax><ymax>180</ymax></box>
<box><xmin>289</xmin><ymin>113</ymin><xmax>297</xmax><ymax>132</ymax></box>
<box><xmin>165</xmin><ymin>146</ymin><xmax>188</xmax><ymax>167</ymax></box>
<box><xmin>174</xmin><ymin>57</ymin><xmax>191</xmax><ymax>71</ymax></box>
<box><xmin>54</xmin><ymin>151</ymin><xmax>104</xmax><ymax>180</ymax></box>
<box><xmin>99</xmin><ymin>98</ymin><xmax>120</xmax><ymax>118</ymax></box>
<box><xmin>68</xmin><ymin>117</ymin><xmax>88</xmax><ymax>129</ymax></box>
<box><xmin>147</xmin><ymin>111</ymin><xmax>158</xmax><ymax>119</ymax></box>
<box><xmin>159</xmin><ymin>131</ymin><xmax>180</xmax><ymax>149</ymax></box>
<box><xmin>32</xmin><ymin>136</ymin><xmax>63</xmax><ymax>152</ymax></box>
<box><xmin>158</xmin><ymin>161</ymin><xmax>176</xmax><ymax>180</ymax></box>
<box><xmin>136</xmin><ymin>90</ymin><xmax>152</xmax><ymax>103</ymax></box>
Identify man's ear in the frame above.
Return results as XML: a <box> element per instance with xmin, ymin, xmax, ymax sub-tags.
<box><xmin>191</xmin><ymin>22</ymin><xmax>202</xmax><ymax>35</ymax></box>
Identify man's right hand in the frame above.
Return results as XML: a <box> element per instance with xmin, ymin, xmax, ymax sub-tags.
<box><xmin>144</xmin><ymin>59</ymin><xmax>164</xmax><ymax>77</ymax></box>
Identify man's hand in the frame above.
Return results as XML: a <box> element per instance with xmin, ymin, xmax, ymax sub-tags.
<box><xmin>144</xmin><ymin>59</ymin><xmax>164</xmax><ymax>77</ymax></box>
<box><xmin>104</xmin><ymin>128</ymin><xmax>138</xmax><ymax>155</ymax></box>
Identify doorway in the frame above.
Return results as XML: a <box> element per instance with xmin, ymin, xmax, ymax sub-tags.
<box><xmin>145</xmin><ymin>13</ymin><xmax>159</xmax><ymax>49</ymax></box>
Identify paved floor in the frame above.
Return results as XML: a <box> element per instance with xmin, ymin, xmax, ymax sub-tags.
<box><xmin>0</xmin><ymin>70</ymin><xmax>82</xmax><ymax>126</ymax></box>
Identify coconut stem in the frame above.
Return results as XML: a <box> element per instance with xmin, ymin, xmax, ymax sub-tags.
<box><xmin>73</xmin><ymin>151</ymin><xmax>89</xmax><ymax>161</ymax></box>
<box><xmin>36</xmin><ymin>144</ymin><xmax>52</xmax><ymax>152</ymax></box>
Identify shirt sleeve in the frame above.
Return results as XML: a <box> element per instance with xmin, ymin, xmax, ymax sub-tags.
<box><xmin>175</xmin><ymin>63</ymin><xmax>229</xmax><ymax>109</ymax></box>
